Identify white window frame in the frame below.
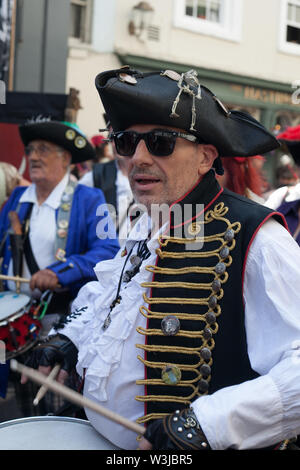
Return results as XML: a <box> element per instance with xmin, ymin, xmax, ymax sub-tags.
<box><xmin>69</xmin><ymin>0</ymin><xmax>93</xmax><ymax>44</ymax></box>
<box><xmin>173</xmin><ymin>0</ymin><xmax>242</xmax><ymax>42</ymax></box>
<box><xmin>278</xmin><ymin>0</ymin><xmax>300</xmax><ymax>56</ymax></box>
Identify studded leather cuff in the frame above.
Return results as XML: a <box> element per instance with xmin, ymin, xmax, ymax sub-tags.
<box><xmin>144</xmin><ymin>408</ymin><xmax>211</xmax><ymax>450</ymax></box>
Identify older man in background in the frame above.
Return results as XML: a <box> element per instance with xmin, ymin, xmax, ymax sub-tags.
<box><xmin>0</xmin><ymin>119</ymin><xmax>119</xmax><ymax>418</ymax></box>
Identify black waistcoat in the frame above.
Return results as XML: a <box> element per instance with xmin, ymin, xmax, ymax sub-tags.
<box><xmin>135</xmin><ymin>170</ymin><xmax>286</xmax><ymax>425</ymax></box>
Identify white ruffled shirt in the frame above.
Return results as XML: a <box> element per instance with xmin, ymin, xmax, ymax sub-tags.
<box><xmin>55</xmin><ymin>213</ymin><xmax>300</xmax><ymax>450</ymax></box>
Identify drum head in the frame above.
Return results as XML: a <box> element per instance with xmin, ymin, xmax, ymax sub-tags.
<box><xmin>0</xmin><ymin>291</ymin><xmax>30</xmax><ymax>322</ymax></box>
<box><xmin>0</xmin><ymin>416</ymin><xmax>119</xmax><ymax>450</ymax></box>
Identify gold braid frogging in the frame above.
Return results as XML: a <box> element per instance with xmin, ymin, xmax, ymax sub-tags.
<box><xmin>135</xmin><ymin>203</ymin><xmax>241</xmax><ymax>424</ymax></box>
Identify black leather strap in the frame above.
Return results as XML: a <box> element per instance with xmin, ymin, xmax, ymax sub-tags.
<box><xmin>23</xmin><ymin>233</ymin><xmax>40</xmax><ymax>275</ymax></box>
<box><xmin>144</xmin><ymin>408</ymin><xmax>211</xmax><ymax>450</ymax></box>
<box><xmin>21</xmin><ymin>203</ymin><xmax>40</xmax><ymax>275</ymax></box>
<box><xmin>92</xmin><ymin>160</ymin><xmax>117</xmax><ymax>210</ymax></box>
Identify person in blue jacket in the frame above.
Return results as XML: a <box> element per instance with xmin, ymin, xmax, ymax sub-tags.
<box><xmin>0</xmin><ymin>119</ymin><xmax>119</xmax><ymax>413</ymax></box>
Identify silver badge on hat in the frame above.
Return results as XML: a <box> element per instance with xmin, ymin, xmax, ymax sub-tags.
<box><xmin>66</xmin><ymin>129</ymin><xmax>76</xmax><ymax>140</ymax></box>
<box><xmin>168</xmin><ymin>69</ymin><xmax>202</xmax><ymax>132</ymax></box>
<box><xmin>161</xmin><ymin>70</ymin><xmax>181</xmax><ymax>82</ymax></box>
<box><xmin>119</xmin><ymin>73</ymin><xmax>137</xmax><ymax>85</ymax></box>
<box><xmin>75</xmin><ymin>136</ymin><xmax>86</xmax><ymax>149</ymax></box>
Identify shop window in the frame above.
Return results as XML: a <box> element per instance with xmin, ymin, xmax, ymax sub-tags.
<box><xmin>174</xmin><ymin>0</ymin><xmax>242</xmax><ymax>42</ymax></box>
<box><xmin>70</xmin><ymin>0</ymin><xmax>93</xmax><ymax>43</ymax></box>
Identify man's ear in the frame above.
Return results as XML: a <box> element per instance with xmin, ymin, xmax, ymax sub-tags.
<box><xmin>197</xmin><ymin>144</ymin><xmax>218</xmax><ymax>176</ymax></box>
<box><xmin>62</xmin><ymin>151</ymin><xmax>72</xmax><ymax>168</ymax></box>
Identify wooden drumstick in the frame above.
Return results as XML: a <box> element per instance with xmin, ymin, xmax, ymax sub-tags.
<box><xmin>33</xmin><ymin>363</ymin><xmax>61</xmax><ymax>406</ymax></box>
<box><xmin>11</xmin><ymin>360</ymin><xmax>145</xmax><ymax>436</ymax></box>
<box><xmin>0</xmin><ymin>274</ymin><xmax>30</xmax><ymax>283</ymax></box>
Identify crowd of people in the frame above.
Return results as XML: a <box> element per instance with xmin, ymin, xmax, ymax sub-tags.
<box><xmin>1</xmin><ymin>67</ymin><xmax>300</xmax><ymax>451</ymax></box>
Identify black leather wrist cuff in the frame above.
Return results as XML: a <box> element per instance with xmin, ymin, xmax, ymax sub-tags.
<box><xmin>144</xmin><ymin>407</ymin><xmax>211</xmax><ymax>450</ymax></box>
<box><xmin>165</xmin><ymin>408</ymin><xmax>211</xmax><ymax>450</ymax></box>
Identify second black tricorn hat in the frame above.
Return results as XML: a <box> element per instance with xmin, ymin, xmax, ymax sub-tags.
<box><xmin>19</xmin><ymin>120</ymin><xmax>95</xmax><ymax>164</ymax></box>
<box><xmin>95</xmin><ymin>66</ymin><xmax>280</xmax><ymax>158</ymax></box>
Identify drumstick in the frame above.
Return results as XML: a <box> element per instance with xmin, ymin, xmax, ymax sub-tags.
<box><xmin>33</xmin><ymin>364</ymin><xmax>61</xmax><ymax>406</ymax></box>
<box><xmin>10</xmin><ymin>360</ymin><xmax>145</xmax><ymax>436</ymax></box>
<box><xmin>0</xmin><ymin>274</ymin><xmax>30</xmax><ymax>283</ymax></box>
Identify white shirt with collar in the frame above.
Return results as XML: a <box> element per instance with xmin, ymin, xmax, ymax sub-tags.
<box><xmin>54</xmin><ymin>213</ymin><xmax>300</xmax><ymax>450</ymax></box>
<box><xmin>7</xmin><ymin>172</ymin><xmax>70</xmax><ymax>294</ymax></box>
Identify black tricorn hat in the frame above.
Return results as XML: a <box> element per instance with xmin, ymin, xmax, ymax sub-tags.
<box><xmin>19</xmin><ymin>120</ymin><xmax>96</xmax><ymax>164</ymax></box>
<box><xmin>95</xmin><ymin>67</ymin><xmax>280</xmax><ymax>159</ymax></box>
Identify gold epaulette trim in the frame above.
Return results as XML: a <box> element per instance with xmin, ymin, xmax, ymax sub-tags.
<box><xmin>135</xmin><ymin>202</ymin><xmax>242</xmax><ymax>424</ymax></box>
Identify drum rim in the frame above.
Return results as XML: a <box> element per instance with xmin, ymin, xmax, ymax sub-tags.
<box><xmin>0</xmin><ymin>292</ymin><xmax>31</xmax><ymax>325</ymax></box>
<box><xmin>0</xmin><ymin>415</ymin><xmax>120</xmax><ymax>450</ymax></box>
<box><xmin>0</xmin><ymin>416</ymin><xmax>93</xmax><ymax>429</ymax></box>
<box><xmin>6</xmin><ymin>337</ymin><xmax>39</xmax><ymax>359</ymax></box>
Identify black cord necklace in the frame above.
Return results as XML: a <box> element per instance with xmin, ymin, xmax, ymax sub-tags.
<box><xmin>102</xmin><ymin>239</ymin><xmax>151</xmax><ymax>331</ymax></box>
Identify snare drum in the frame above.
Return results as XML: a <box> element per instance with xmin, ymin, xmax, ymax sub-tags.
<box><xmin>0</xmin><ymin>416</ymin><xmax>120</xmax><ymax>450</ymax></box>
<box><xmin>0</xmin><ymin>291</ymin><xmax>41</xmax><ymax>359</ymax></box>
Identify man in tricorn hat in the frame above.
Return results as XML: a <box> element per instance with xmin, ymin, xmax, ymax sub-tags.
<box><xmin>23</xmin><ymin>69</ymin><xmax>300</xmax><ymax>450</ymax></box>
<box><xmin>0</xmin><ymin>119</ymin><xmax>119</xmax><ymax>315</ymax></box>
<box><xmin>0</xmin><ymin>119</ymin><xmax>119</xmax><ymax>416</ymax></box>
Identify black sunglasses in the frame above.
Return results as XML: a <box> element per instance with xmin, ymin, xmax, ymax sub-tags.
<box><xmin>109</xmin><ymin>129</ymin><xmax>198</xmax><ymax>157</ymax></box>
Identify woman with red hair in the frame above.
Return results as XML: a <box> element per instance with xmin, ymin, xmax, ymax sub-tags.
<box><xmin>218</xmin><ymin>155</ymin><xmax>267</xmax><ymax>203</ymax></box>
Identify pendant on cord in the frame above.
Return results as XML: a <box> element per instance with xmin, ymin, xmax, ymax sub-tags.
<box><xmin>102</xmin><ymin>295</ymin><xmax>122</xmax><ymax>331</ymax></box>
<box><xmin>123</xmin><ymin>255</ymin><xmax>142</xmax><ymax>283</ymax></box>
<box><xmin>102</xmin><ymin>239</ymin><xmax>151</xmax><ymax>330</ymax></box>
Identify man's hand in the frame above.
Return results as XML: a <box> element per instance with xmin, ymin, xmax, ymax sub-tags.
<box><xmin>21</xmin><ymin>364</ymin><xmax>69</xmax><ymax>385</ymax></box>
<box><xmin>30</xmin><ymin>269</ymin><xmax>59</xmax><ymax>291</ymax></box>
<box><xmin>20</xmin><ymin>334</ymin><xmax>78</xmax><ymax>385</ymax></box>
<box><xmin>138</xmin><ymin>437</ymin><xmax>153</xmax><ymax>450</ymax></box>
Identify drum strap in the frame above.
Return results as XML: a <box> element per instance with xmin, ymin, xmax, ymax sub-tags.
<box><xmin>22</xmin><ymin>204</ymin><xmax>40</xmax><ymax>275</ymax></box>
<box><xmin>17</xmin><ymin>177</ymin><xmax>78</xmax><ymax>273</ymax></box>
